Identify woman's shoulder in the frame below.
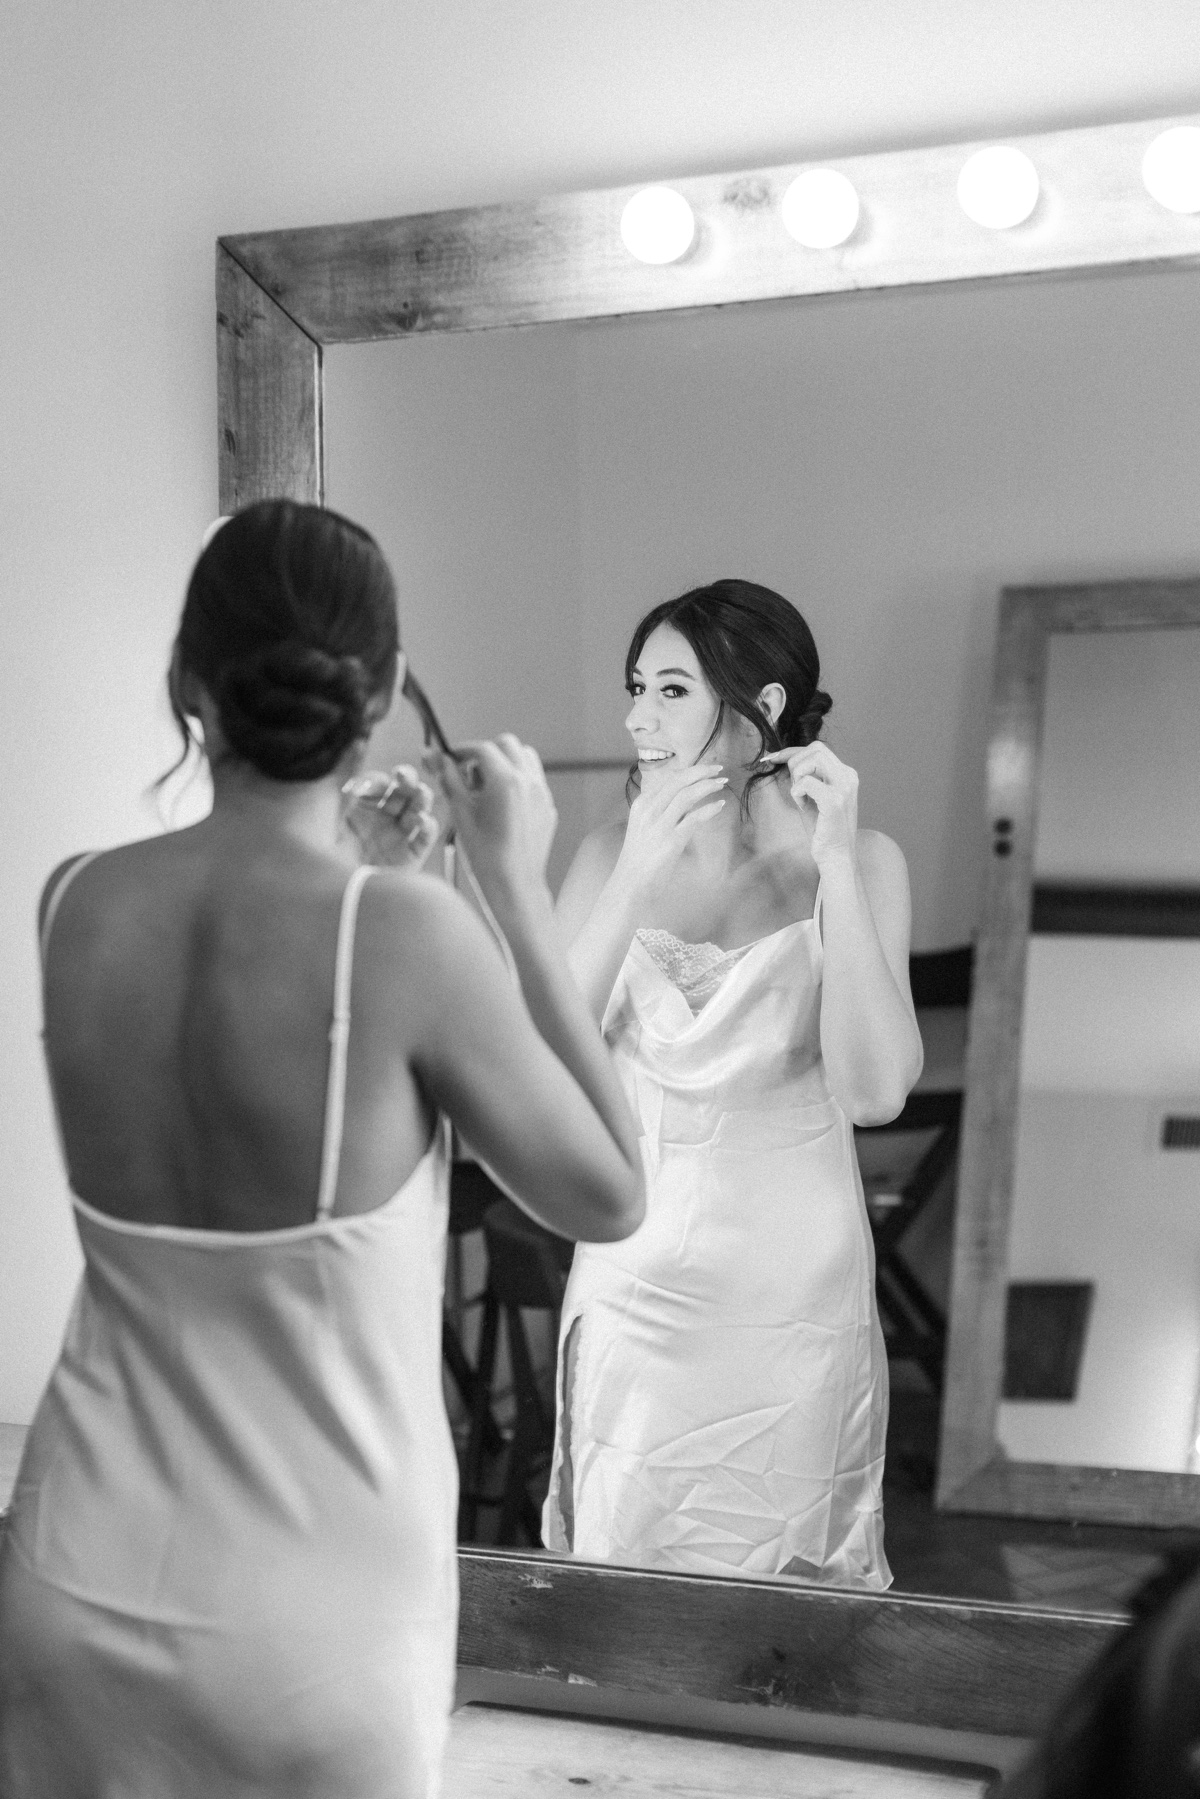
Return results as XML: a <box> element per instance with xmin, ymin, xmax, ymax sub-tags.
<box><xmin>559</xmin><ymin>820</ymin><xmax>625</xmax><ymax>896</ymax></box>
<box><xmin>360</xmin><ymin>864</ymin><xmax>509</xmax><ymax>964</ymax></box>
<box><xmin>852</xmin><ymin>830</ymin><xmax>911</xmax><ymax>908</ymax></box>
<box><xmin>577</xmin><ymin>820</ymin><xmax>627</xmax><ymax>872</ymax></box>
<box><xmin>855</xmin><ymin>827</ymin><xmax>906</xmax><ymax>869</ymax></box>
<box><xmin>38</xmin><ymin>851</ymin><xmax>98</xmax><ymax>941</ymax></box>
<box><xmin>553</xmin><ymin>820</ymin><xmax>626</xmax><ymax>935</ymax></box>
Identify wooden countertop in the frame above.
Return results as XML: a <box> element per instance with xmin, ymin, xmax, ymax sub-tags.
<box><xmin>444</xmin><ymin>1704</ymin><xmax>992</xmax><ymax>1796</ymax></box>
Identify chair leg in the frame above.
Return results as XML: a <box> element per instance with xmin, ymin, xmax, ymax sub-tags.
<box><xmin>460</xmin><ymin>1290</ymin><xmax>500</xmax><ymax>1539</ymax></box>
<box><xmin>496</xmin><ymin>1307</ymin><xmax>546</xmax><ymax>1547</ymax></box>
<box><xmin>443</xmin><ymin>1312</ymin><xmax>504</xmax><ymax>1455</ymax></box>
<box><xmin>442</xmin><ymin>1313</ymin><xmax>475</xmax><ymax>1414</ymax></box>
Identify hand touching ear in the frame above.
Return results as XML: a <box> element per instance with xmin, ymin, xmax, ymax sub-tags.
<box><xmin>759</xmin><ymin>743</ymin><xmax>858</xmax><ymax>866</ymax></box>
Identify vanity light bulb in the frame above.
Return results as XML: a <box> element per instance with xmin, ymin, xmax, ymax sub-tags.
<box><xmin>780</xmin><ymin>169</ymin><xmax>860</xmax><ymax>249</ymax></box>
<box><xmin>619</xmin><ymin>187</ymin><xmax>695</xmax><ymax>265</ymax></box>
<box><xmin>956</xmin><ymin>146</ymin><xmax>1040</xmax><ymax>230</ymax></box>
<box><xmin>1142</xmin><ymin>126</ymin><xmax>1200</xmax><ymax>214</ymax></box>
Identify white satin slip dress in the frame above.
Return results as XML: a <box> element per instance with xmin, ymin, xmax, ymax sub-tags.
<box><xmin>0</xmin><ymin>859</ymin><xmax>458</xmax><ymax>1799</ymax></box>
<box><xmin>542</xmin><ymin>880</ymin><xmax>891</xmax><ymax>1588</ymax></box>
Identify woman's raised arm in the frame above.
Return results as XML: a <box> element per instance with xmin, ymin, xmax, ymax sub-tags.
<box><xmin>401</xmin><ymin>738</ymin><xmax>644</xmax><ymax>1242</ymax></box>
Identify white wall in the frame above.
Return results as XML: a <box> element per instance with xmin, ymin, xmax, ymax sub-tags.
<box><xmin>998</xmin><ymin>1090</ymin><xmax>1200</xmax><ymax>1471</ymax></box>
<box><xmin>998</xmin><ymin>629</ymin><xmax>1200</xmax><ymax>1470</ymax></box>
<box><xmin>1034</xmin><ymin>629</ymin><xmax>1200</xmax><ymax>883</ymax></box>
<box><xmin>5</xmin><ymin>0</ymin><xmax>1200</xmax><ymax>1422</ymax></box>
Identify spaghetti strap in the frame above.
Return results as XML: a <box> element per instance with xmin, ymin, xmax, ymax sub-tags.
<box><xmin>315</xmin><ymin>865</ymin><xmax>376</xmax><ymax>1222</ymax></box>
<box><xmin>39</xmin><ymin>851</ymin><xmax>101</xmax><ymax>967</ymax></box>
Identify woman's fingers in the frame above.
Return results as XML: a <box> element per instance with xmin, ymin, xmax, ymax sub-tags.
<box><xmin>645</xmin><ymin>761</ymin><xmax>724</xmax><ymax>810</ymax></box>
<box><xmin>679</xmin><ymin>797</ymin><xmax>727</xmax><ymax>833</ymax></box>
<box><xmin>791</xmin><ymin>771</ymin><xmax>839</xmax><ymax>802</ymax></box>
<box><xmin>667</xmin><ymin>774</ymin><xmax>729</xmax><ymax>824</ymax></box>
<box><xmin>344</xmin><ymin>766</ymin><xmax>435</xmax><ymax>816</ymax></box>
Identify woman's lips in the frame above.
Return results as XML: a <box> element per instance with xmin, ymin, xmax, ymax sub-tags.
<box><xmin>637</xmin><ymin>749</ymin><xmax>674</xmax><ymax>763</ymax></box>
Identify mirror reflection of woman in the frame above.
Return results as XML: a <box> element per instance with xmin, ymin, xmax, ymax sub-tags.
<box><xmin>542</xmin><ymin>579</ymin><xmax>923</xmax><ymax>1587</ymax></box>
<box><xmin>0</xmin><ymin>501</ymin><xmax>643</xmax><ymax>1797</ymax></box>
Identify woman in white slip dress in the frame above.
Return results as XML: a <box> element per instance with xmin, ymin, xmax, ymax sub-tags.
<box><xmin>542</xmin><ymin>579</ymin><xmax>924</xmax><ymax>1587</ymax></box>
<box><xmin>0</xmin><ymin>501</ymin><xmax>642</xmax><ymax>1799</ymax></box>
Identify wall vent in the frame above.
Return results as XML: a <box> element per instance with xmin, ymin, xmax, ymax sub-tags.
<box><xmin>1161</xmin><ymin>1114</ymin><xmax>1200</xmax><ymax>1150</ymax></box>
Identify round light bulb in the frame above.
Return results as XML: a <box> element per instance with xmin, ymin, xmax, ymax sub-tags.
<box><xmin>1142</xmin><ymin>126</ymin><xmax>1200</xmax><ymax>215</ymax></box>
<box><xmin>619</xmin><ymin>186</ymin><xmax>695</xmax><ymax>265</ymax></box>
<box><xmin>781</xmin><ymin>169</ymin><xmax>860</xmax><ymax>249</ymax></box>
<box><xmin>956</xmin><ymin>146</ymin><xmax>1040</xmax><ymax>230</ymax></box>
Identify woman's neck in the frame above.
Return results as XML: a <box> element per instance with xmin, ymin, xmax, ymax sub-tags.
<box><xmin>682</xmin><ymin>762</ymin><xmax>807</xmax><ymax>874</ymax></box>
<box><xmin>202</xmin><ymin>760</ymin><xmax>355</xmax><ymax>860</ymax></box>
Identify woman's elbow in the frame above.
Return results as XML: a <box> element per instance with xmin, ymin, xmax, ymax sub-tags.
<box><xmin>847</xmin><ymin>1092</ymin><xmax>909</xmax><ymax>1128</ymax></box>
<box><xmin>579</xmin><ymin>1165</ymin><xmax>646</xmax><ymax>1243</ymax></box>
<box><xmin>843</xmin><ymin>1059</ymin><xmax>921</xmax><ymax>1127</ymax></box>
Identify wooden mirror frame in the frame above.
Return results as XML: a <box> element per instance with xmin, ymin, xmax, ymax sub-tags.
<box><xmin>214</xmin><ymin>111</ymin><xmax>1200</xmax><ymax>1744</ymax></box>
<box><xmin>936</xmin><ymin>578</ymin><xmax>1200</xmax><ymax>1528</ymax></box>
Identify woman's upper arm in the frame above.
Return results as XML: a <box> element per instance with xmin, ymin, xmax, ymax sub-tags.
<box><xmin>553</xmin><ymin>824</ymin><xmax>623</xmax><ymax>944</ymax></box>
<box><xmin>856</xmin><ymin>831</ymin><xmax>916</xmax><ymax>1011</ymax></box>
<box><xmin>389</xmin><ymin>876</ymin><xmax>635</xmax><ymax>1240</ymax></box>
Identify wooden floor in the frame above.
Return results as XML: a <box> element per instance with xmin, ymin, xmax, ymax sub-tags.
<box><xmin>444</xmin><ymin>1706</ymin><xmax>993</xmax><ymax>1797</ymax></box>
<box><xmin>881</xmin><ymin>1388</ymin><xmax>1200</xmax><ymax>1611</ymax></box>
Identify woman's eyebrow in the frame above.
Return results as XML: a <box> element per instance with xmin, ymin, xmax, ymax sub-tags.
<box><xmin>631</xmin><ymin>665</ymin><xmax>694</xmax><ymax>679</ymax></box>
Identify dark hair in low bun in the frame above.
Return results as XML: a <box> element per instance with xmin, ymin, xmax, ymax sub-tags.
<box><xmin>624</xmin><ymin>578</ymin><xmax>831</xmax><ymax>808</ymax></box>
<box><xmin>215</xmin><ymin>643</ymin><xmax>373</xmax><ymax>782</ymax></box>
<box><xmin>164</xmin><ymin>499</ymin><xmax>399</xmax><ymax>785</ymax></box>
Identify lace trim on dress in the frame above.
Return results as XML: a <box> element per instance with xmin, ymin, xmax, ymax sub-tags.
<box><xmin>636</xmin><ymin>928</ymin><xmax>754</xmax><ymax>1016</ymax></box>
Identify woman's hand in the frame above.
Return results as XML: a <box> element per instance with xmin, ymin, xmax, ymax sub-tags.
<box><xmin>425</xmin><ymin>735</ymin><xmax>558</xmax><ymax>910</ymax></box>
<box><xmin>342</xmin><ymin>766</ymin><xmax>440</xmax><ymax>870</ymax></box>
<box><xmin>613</xmin><ymin>761</ymin><xmax>729</xmax><ymax>904</ymax></box>
<box><xmin>760</xmin><ymin>743</ymin><xmax>858</xmax><ymax>867</ymax></box>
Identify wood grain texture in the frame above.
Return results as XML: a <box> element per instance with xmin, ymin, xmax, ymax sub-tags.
<box><xmin>216</xmin><ymin>245</ymin><xmax>322</xmax><ymax>510</ymax></box>
<box><xmin>221</xmin><ymin>114</ymin><xmax>1200</xmax><ymax>347</ymax></box>
<box><xmin>937</xmin><ymin>591</ymin><xmax>1050</xmax><ymax>1506</ymax></box>
<box><xmin>938</xmin><ymin>579</ymin><xmax>1200</xmax><ymax>1525</ymax></box>
<box><xmin>456</xmin><ymin>1550</ymin><xmax>1122</xmax><ymax>1741</ymax></box>
<box><xmin>947</xmin><ymin>1458</ymin><xmax>1200</xmax><ymax>1530</ymax></box>
<box><xmin>444</xmin><ymin>1704</ymin><xmax>993</xmax><ymax>1796</ymax></box>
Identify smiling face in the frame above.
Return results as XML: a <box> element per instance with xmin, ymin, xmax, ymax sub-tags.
<box><xmin>625</xmin><ymin>624</ymin><xmax>731</xmax><ymax>778</ymax></box>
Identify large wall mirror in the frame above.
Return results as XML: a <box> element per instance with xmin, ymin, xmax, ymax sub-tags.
<box><xmin>938</xmin><ymin>579</ymin><xmax>1200</xmax><ymax>1532</ymax></box>
<box><xmin>215</xmin><ymin>112</ymin><xmax>1200</xmax><ymax>1742</ymax></box>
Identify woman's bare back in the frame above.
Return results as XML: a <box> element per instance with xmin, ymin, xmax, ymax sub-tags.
<box><xmin>41</xmin><ymin>826</ymin><xmax>435</xmax><ymax>1232</ymax></box>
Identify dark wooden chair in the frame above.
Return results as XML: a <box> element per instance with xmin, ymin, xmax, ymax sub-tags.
<box><xmin>454</xmin><ymin>1173</ymin><xmax>575</xmax><ymax>1546</ymax></box>
<box><xmin>444</xmin><ymin>1161</ymin><xmax>504</xmax><ymax>1532</ymax></box>
<box><xmin>856</xmin><ymin>944</ymin><xmax>973</xmax><ymax>1395</ymax></box>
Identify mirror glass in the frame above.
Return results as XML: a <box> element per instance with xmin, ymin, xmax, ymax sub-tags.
<box><xmin>998</xmin><ymin>626</ymin><xmax>1200</xmax><ymax>1474</ymax></box>
<box><xmin>323</xmin><ymin>257</ymin><xmax>1200</xmax><ymax>1597</ymax></box>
